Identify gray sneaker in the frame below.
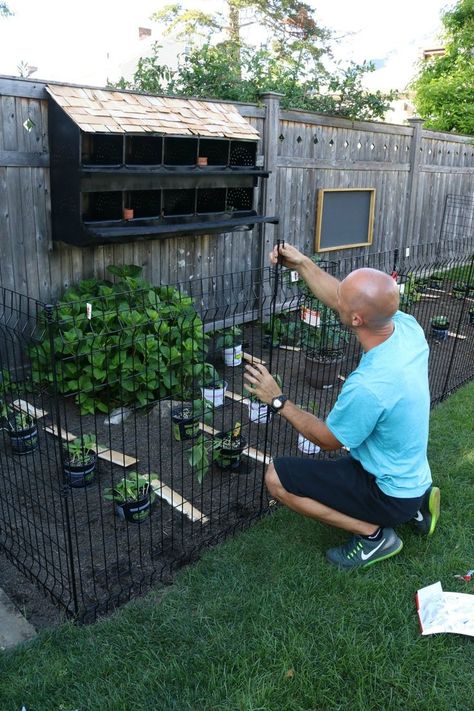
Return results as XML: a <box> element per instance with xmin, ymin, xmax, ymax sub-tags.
<box><xmin>413</xmin><ymin>486</ymin><xmax>440</xmax><ymax>536</ymax></box>
<box><xmin>326</xmin><ymin>528</ymin><xmax>403</xmax><ymax>570</ymax></box>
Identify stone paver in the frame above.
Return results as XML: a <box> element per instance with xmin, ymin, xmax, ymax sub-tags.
<box><xmin>0</xmin><ymin>587</ymin><xmax>36</xmax><ymax>650</ymax></box>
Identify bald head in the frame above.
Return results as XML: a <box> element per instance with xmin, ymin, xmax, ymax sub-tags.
<box><xmin>338</xmin><ymin>268</ymin><xmax>399</xmax><ymax>329</ymax></box>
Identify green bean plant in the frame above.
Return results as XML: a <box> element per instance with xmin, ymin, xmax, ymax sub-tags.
<box><xmin>30</xmin><ymin>265</ymin><xmax>208</xmax><ymax>414</ymax></box>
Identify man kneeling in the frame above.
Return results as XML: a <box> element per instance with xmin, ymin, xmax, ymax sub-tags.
<box><xmin>243</xmin><ymin>244</ymin><xmax>440</xmax><ymax>570</ymax></box>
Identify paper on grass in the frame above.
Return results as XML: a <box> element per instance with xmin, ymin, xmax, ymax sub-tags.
<box><xmin>416</xmin><ymin>581</ymin><xmax>474</xmax><ymax>637</ymax></box>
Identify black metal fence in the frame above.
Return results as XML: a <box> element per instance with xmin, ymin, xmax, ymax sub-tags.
<box><xmin>0</xmin><ymin>242</ymin><xmax>473</xmax><ymax>621</ymax></box>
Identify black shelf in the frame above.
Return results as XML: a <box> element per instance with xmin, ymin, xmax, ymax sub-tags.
<box><xmin>81</xmin><ymin>167</ymin><xmax>268</xmax><ymax>177</ymax></box>
<box><xmin>80</xmin><ymin>214</ymin><xmax>279</xmax><ymax>246</ymax></box>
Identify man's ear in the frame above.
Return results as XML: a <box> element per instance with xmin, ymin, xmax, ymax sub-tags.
<box><xmin>351</xmin><ymin>312</ymin><xmax>363</xmax><ymax>327</ymax></box>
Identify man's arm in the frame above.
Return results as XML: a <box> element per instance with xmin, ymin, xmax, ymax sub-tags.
<box><xmin>243</xmin><ymin>363</ymin><xmax>342</xmax><ymax>451</ymax></box>
<box><xmin>270</xmin><ymin>243</ymin><xmax>340</xmax><ymax>311</ymax></box>
<box><xmin>277</xmin><ymin>400</ymin><xmax>342</xmax><ymax>451</ymax></box>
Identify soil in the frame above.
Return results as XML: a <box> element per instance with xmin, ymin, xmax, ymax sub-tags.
<box><xmin>0</xmin><ymin>287</ymin><xmax>473</xmax><ymax>629</ymax></box>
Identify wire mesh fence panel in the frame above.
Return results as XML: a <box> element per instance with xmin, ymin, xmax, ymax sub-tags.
<box><xmin>0</xmin><ymin>242</ymin><xmax>472</xmax><ymax>620</ymax></box>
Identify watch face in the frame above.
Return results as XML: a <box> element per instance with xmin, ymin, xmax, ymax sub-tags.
<box><xmin>272</xmin><ymin>395</ymin><xmax>286</xmax><ymax>410</ymax></box>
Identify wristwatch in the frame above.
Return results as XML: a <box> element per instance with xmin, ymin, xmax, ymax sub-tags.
<box><xmin>270</xmin><ymin>394</ymin><xmax>288</xmax><ymax>413</ymax></box>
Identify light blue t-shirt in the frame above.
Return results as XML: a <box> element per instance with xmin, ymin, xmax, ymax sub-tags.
<box><xmin>326</xmin><ymin>311</ymin><xmax>432</xmax><ymax>498</ymax></box>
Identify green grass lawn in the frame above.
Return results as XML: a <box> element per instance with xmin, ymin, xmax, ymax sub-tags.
<box><xmin>1</xmin><ymin>382</ymin><xmax>473</xmax><ymax>711</ymax></box>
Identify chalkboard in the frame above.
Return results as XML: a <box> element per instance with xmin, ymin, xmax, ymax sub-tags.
<box><xmin>315</xmin><ymin>188</ymin><xmax>375</xmax><ymax>252</ymax></box>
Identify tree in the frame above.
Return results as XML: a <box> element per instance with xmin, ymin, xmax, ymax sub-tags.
<box><xmin>411</xmin><ymin>0</ymin><xmax>474</xmax><ymax>134</ymax></box>
<box><xmin>0</xmin><ymin>3</ymin><xmax>13</xmax><ymax>16</ymax></box>
<box><xmin>113</xmin><ymin>0</ymin><xmax>396</xmax><ymax>122</ymax></box>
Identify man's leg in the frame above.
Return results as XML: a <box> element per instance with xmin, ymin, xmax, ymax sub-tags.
<box><xmin>265</xmin><ymin>462</ymin><xmax>378</xmax><ymax>535</ymax></box>
<box><xmin>265</xmin><ymin>462</ymin><xmax>403</xmax><ymax>570</ymax></box>
<box><xmin>413</xmin><ymin>485</ymin><xmax>441</xmax><ymax>536</ymax></box>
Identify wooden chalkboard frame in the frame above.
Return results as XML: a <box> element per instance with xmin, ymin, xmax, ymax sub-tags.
<box><xmin>315</xmin><ymin>188</ymin><xmax>376</xmax><ymax>252</ymax></box>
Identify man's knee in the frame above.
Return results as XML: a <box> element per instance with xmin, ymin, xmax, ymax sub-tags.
<box><xmin>265</xmin><ymin>462</ymin><xmax>286</xmax><ymax>499</ymax></box>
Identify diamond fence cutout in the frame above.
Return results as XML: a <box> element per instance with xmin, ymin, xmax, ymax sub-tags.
<box><xmin>23</xmin><ymin>118</ymin><xmax>35</xmax><ymax>132</ymax></box>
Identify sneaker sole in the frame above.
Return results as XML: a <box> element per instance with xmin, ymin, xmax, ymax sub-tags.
<box><xmin>427</xmin><ymin>486</ymin><xmax>441</xmax><ymax>537</ymax></box>
<box><xmin>362</xmin><ymin>540</ymin><xmax>404</xmax><ymax>569</ymax></box>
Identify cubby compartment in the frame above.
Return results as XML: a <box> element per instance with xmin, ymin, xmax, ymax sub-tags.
<box><xmin>198</xmin><ymin>138</ymin><xmax>230</xmax><ymax>168</ymax></box>
<box><xmin>163</xmin><ymin>189</ymin><xmax>195</xmax><ymax>216</ymax></box>
<box><xmin>81</xmin><ymin>134</ymin><xmax>123</xmax><ymax>166</ymax></box>
<box><xmin>229</xmin><ymin>141</ymin><xmax>257</xmax><ymax>168</ymax></box>
<box><xmin>197</xmin><ymin>188</ymin><xmax>227</xmax><ymax>214</ymax></box>
<box><xmin>226</xmin><ymin>188</ymin><xmax>254</xmax><ymax>212</ymax></box>
<box><xmin>126</xmin><ymin>136</ymin><xmax>163</xmax><ymax>166</ymax></box>
<box><xmin>129</xmin><ymin>190</ymin><xmax>162</xmax><ymax>218</ymax></box>
<box><xmin>164</xmin><ymin>137</ymin><xmax>199</xmax><ymax>167</ymax></box>
<box><xmin>82</xmin><ymin>191</ymin><xmax>122</xmax><ymax>221</ymax></box>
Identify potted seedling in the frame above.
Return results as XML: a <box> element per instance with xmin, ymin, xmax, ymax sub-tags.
<box><xmin>216</xmin><ymin>326</ymin><xmax>243</xmax><ymax>366</ymax></box>
<box><xmin>263</xmin><ymin>313</ymin><xmax>299</xmax><ymax>348</ymax></box>
<box><xmin>171</xmin><ymin>398</ymin><xmax>213</xmax><ymax>442</ymax></box>
<box><xmin>244</xmin><ymin>374</ymin><xmax>282</xmax><ymax>424</ymax></box>
<box><xmin>452</xmin><ymin>282</ymin><xmax>472</xmax><ymax>300</ymax></box>
<box><xmin>301</xmin><ymin>307</ymin><xmax>348</xmax><ymax>389</ymax></box>
<box><xmin>103</xmin><ymin>472</ymin><xmax>156</xmax><ymax>523</ymax></box>
<box><xmin>214</xmin><ymin>422</ymin><xmax>246</xmax><ymax>470</ymax></box>
<box><xmin>188</xmin><ymin>422</ymin><xmax>246</xmax><ymax>482</ymax></box>
<box><xmin>413</xmin><ymin>276</ymin><xmax>429</xmax><ymax>293</ymax></box>
<box><xmin>2</xmin><ymin>407</ymin><xmax>39</xmax><ymax>455</ymax></box>
<box><xmin>428</xmin><ymin>273</ymin><xmax>447</xmax><ymax>291</ymax></box>
<box><xmin>296</xmin><ymin>401</ymin><xmax>321</xmax><ymax>455</ymax></box>
<box><xmin>468</xmin><ymin>307</ymin><xmax>474</xmax><ymax>326</ymax></box>
<box><xmin>431</xmin><ymin>315</ymin><xmax>449</xmax><ymax>341</ymax></box>
<box><xmin>63</xmin><ymin>434</ymin><xmax>98</xmax><ymax>488</ymax></box>
<box><xmin>0</xmin><ymin>370</ymin><xmax>38</xmax><ymax>454</ymax></box>
<box><xmin>198</xmin><ymin>363</ymin><xmax>228</xmax><ymax>407</ymax></box>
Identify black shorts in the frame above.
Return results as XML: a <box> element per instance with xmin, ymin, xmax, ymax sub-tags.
<box><xmin>273</xmin><ymin>454</ymin><xmax>426</xmax><ymax>527</ymax></box>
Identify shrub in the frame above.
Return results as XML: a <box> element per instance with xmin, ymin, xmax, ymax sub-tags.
<box><xmin>30</xmin><ymin>265</ymin><xmax>208</xmax><ymax>414</ymax></box>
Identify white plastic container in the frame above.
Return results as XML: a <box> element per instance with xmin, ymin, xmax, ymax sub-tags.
<box><xmin>298</xmin><ymin>433</ymin><xmax>321</xmax><ymax>455</ymax></box>
<box><xmin>200</xmin><ymin>381</ymin><xmax>228</xmax><ymax>408</ymax></box>
<box><xmin>248</xmin><ymin>401</ymin><xmax>271</xmax><ymax>424</ymax></box>
<box><xmin>223</xmin><ymin>344</ymin><xmax>243</xmax><ymax>367</ymax></box>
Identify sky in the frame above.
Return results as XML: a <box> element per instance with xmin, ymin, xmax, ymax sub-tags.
<box><xmin>0</xmin><ymin>0</ymin><xmax>451</xmax><ymax>91</ymax></box>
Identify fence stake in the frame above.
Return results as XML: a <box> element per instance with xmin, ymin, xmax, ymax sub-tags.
<box><xmin>44</xmin><ymin>303</ymin><xmax>80</xmax><ymax>619</ymax></box>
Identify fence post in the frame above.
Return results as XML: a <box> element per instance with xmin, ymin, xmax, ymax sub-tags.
<box><xmin>260</xmin><ymin>92</ymin><xmax>283</xmax><ymax>270</ymax></box>
<box><xmin>44</xmin><ymin>303</ymin><xmax>80</xmax><ymax>618</ymax></box>
<box><xmin>404</xmin><ymin>117</ymin><xmax>424</xmax><ymax>253</ymax></box>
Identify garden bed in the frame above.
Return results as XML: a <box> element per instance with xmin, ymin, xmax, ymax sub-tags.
<box><xmin>0</xmin><ymin>289</ymin><xmax>473</xmax><ymax>626</ymax></box>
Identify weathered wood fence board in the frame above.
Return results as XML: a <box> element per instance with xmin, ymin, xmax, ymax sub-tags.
<box><xmin>1</xmin><ymin>75</ymin><xmax>473</xmax><ymax>302</ymax></box>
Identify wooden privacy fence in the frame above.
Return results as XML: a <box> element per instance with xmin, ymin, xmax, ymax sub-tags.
<box><xmin>1</xmin><ymin>76</ymin><xmax>474</xmax><ymax>303</ymax></box>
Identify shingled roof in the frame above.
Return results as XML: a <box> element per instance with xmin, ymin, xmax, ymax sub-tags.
<box><xmin>46</xmin><ymin>84</ymin><xmax>259</xmax><ymax>140</ymax></box>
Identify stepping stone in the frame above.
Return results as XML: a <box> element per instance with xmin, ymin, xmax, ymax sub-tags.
<box><xmin>0</xmin><ymin>587</ymin><xmax>36</xmax><ymax>650</ymax></box>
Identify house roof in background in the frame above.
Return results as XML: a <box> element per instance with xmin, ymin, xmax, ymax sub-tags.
<box><xmin>46</xmin><ymin>84</ymin><xmax>259</xmax><ymax>139</ymax></box>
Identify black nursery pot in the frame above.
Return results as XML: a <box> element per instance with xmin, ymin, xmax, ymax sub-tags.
<box><xmin>171</xmin><ymin>406</ymin><xmax>199</xmax><ymax>441</ymax></box>
<box><xmin>63</xmin><ymin>452</ymin><xmax>97</xmax><ymax>488</ymax></box>
<box><xmin>214</xmin><ymin>433</ymin><xmax>247</xmax><ymax>471</ymax></box>
<box><xmin>115</xmin><ymin>486</ymin><xmax>153</xmax><ymax>523</ymax></box>
<box><xmin>469</xmin><ymin>311</ymin><xmax>474</xmax><ymax>326</ymax></box>
<box><xmin>431</xmin><ymin>323</ymin><xmax>449</xmax><ymax>341</ymax></box>
<box><xmin>428</xmin><ymin>277</ymin><xmax>445</xmax><ymax>290</ymax></box>
<box><xmin>305</xmin><ymin>351</ymin><xmax>345</xmax><ymax>389</ymax></box>
<box><xmin>8</xmin><ymin>422</ymin><xmax>39</xmax><ymax>455</ymax></box>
